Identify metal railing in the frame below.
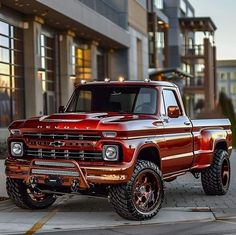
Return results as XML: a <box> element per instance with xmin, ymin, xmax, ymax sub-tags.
<box><xmin>78</xmin><ymin>0</ymin><xmax>128</xmax><ymax>29</ymax></box>
<box><xmin>182</xmin><ymin>44</ymin><xmax>204</xmax><ymax>57</ymax></box>
<box><xmin>185</xmin><ymin>77</ymin><xmax>204</xmax><ymax>87</ymax></box>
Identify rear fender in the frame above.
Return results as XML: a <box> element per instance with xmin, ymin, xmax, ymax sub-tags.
<box><xmin>200</xmin><ymin>129</ymin><xmax>227</xmax><ymax>152</ymax></box>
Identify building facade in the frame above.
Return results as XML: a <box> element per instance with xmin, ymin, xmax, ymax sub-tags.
<box><xmin>0</xmin><ymin>0</ymin><xmax>148</xmax><ymax>143</ymax></box>
<box><xmin>217</xmin><ymin>60</ymin><xmax>236</xmax><ymax>112</ymax></box>
<box><xmin>147</xmin><ymin>0</ymin><xmax>217</xmax><ymax>118</ymax></box>
<box><xmin>0</xmin><ymin>0</ymin><xmax>218</xmax><ymax>147</ymax></box>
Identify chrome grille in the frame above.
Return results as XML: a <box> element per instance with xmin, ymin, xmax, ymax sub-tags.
<box><xmin>23</xmin><ymin>133</ymin><xmax>101</xmax><ymax>141</ymax></box>
<box><xmin>25</xmin><ymin>148</ymin><xmax>102</xmax><ymax>161</ymax></box>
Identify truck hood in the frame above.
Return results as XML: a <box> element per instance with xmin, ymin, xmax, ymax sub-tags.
<box><xmin>10</xmin><ymin>112</ymin><xmax>160</xmax><ymax>133</ymax></box>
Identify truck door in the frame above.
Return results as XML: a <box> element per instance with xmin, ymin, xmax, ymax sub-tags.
<box><xmin>160</xmin><ymin>88</ymin><xmax>194</xmax><ymax>174</ymax></box>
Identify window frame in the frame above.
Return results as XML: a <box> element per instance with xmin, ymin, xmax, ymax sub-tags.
<box><xmin>161</xmin><ymin>88</ymin><xmax>183</xmax><ymax>117</ymax></box>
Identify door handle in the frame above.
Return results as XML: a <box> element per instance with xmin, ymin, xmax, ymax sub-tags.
<box><xmin>184</xmin><ymin>121</ymin><xmax>191</xmax><ymax>126</ymax></box>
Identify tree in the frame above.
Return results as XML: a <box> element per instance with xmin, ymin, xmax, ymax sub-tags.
<box><xmin>219</xmin><ymin>92</ymin><xmax>236</xmax><ymax>147</ymax></box>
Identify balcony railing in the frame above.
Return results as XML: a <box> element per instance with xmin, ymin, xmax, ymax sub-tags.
<box><xmin>78</xmin><ymin>0</ymin><xmax>127</xmax><ymax>29</ymax></box>
<box><xmin>182</xmin><ymin>44</ymin><xmax>204</xmax><ymax>57</ymax></box>
<box><xmin>185</xmin><ymin>77</ymin><xmax>204</xmax><ymax>87</ymax></box>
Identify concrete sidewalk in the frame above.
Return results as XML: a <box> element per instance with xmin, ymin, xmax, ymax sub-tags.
<box><xmin>1</xmin><ymin>154</ymin><xmax>236</xmax><ymax>234</ymax></box>
<box><xmin>0</xmin><ymin>195</ymin><xmax>215</xmax><ymax>235</ymax></box>
<box><xmin>0</xmin><ymin>160</ymin><xmax>7</xmax><ymax>198</ymax></box>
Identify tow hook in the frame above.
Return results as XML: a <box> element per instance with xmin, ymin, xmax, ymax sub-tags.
<box><xmin>71</xmin><ymin>179</ymin><xmax>80</xmax><ymax>192</ymax></box>
<box><xmin>29</xmin><ymin>176</ymin><xmax>38</xmax><ymax>188</ymax></box>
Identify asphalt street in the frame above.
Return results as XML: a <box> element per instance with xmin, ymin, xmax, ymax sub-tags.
<box><xmin>35</xmin><ymin>219</ymin><xmax>236</xmax><ymax>235</ymax></box>
<box><xmin>0</xmin><ymin>150</ymin><xmax>236</xmax><ymax>234</ymax></box>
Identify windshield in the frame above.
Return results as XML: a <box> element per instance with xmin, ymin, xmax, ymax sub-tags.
<box><xmin>65</xmin><ymin>85</ymin><xmax>158</xmax><ymax>114</ymax></box>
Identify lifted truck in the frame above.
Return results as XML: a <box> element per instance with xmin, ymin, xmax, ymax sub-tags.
<box><xmin>6</xmin><ymin>80</ymin><xmax>232</xmax><ymax>220</ymax></box>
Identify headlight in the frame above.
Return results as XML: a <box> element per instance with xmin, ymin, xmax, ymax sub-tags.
<box><xmin>11</xmin><ymin>142</ymin><xmax>24</xmax><ymax>157</ymax></box>
<box><xmin>102</xmin><ymin>145</ymin><xmax>119</xmax><ymax>161</ymax></box>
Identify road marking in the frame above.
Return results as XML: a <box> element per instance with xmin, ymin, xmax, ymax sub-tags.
<box><xmin>25</xmin><ymin>195</ymin><xmax>71</xmax><ymax>235</ymax></box>
<box><xmin>25</xmin><ymin>208</ymin><xmax>58</xmax><ymax>235</ymax></box>
<box><xmin>217</xmin><ymin>219</ymin><xmax>236</xmax><ymax>225</ymax></box>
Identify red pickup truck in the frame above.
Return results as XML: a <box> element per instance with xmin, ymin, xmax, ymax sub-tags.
<box><xmin>6</xmin><ymin>80</ymin><xmax>232</xmax><ymax>220</ymax></box>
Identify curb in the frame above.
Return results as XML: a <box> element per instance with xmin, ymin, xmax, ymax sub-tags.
<box><xmin>0</xmin><ymin>202</ymin><xmax>216</xmax><ymax>234</ymax></box>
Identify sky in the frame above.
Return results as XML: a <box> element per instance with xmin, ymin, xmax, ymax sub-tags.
<box><xmin>189</xmin><ymin>0</ymin><xmax>236</xmax><ymax>60</ymax></box>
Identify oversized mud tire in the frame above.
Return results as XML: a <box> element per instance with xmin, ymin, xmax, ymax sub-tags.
<box><xmin>109</xmin><ymin>160</ymin><xmax>164</xmax><ymax>220</ymax></box>
<box><xmin>6</xmin><ymin>178</ymin><xmax>56</xmax><ymax>209</ymax></box>
<box><xmin>201</xmin><ymin>149</ymin><xmax>230</xmax><ymax>195</ymax></box>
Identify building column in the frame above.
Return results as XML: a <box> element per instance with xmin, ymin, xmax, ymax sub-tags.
<box><xmin>59</xmin><ymin>32</ymin><xmax>75</xmax><ymax>106</ymax></box>
<box><xmin>91</xmin><ymin>41</ymin><xmax>98</xmax><ymax>80</ymax></box>
<box><xmin>23</xmin><ymin>17</ymin><xmax>44</xmax><ymax>118</ymax></box>
<box><xmin>204</xmin><ymin>38</ymin><xmax>215</xmax><ymax>111</ymax></box>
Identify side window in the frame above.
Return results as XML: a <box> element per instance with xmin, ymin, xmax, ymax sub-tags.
<box><xmin>163</xmin><ymin>89</ymin><xmax>182</xmax><ymax>115</ymax></box>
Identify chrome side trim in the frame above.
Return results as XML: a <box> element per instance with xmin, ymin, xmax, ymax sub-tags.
<box><xmin>162</xmin><ymin>152</ymin><xmax>193</xmax><ymax>161</ymax></box>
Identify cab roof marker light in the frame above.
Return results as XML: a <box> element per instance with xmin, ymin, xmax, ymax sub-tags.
<box><xmin>118</xmin><ymin>76</ymin><xmax>125</xmax><ymax>82</ymax></box>
<box><xmin>144</xmin><ymin>78</ymin><xmax>151</xmax><ymax>83</ymax></box>
<box><xmin>81</xmin><ymin>80</ymin><xmax>87</xmax><ymax>84</ymax></box>
<box><xmin>104</xmin><ymin>78</ymin><xmax>111</xmax><ymax>83</ymax></box>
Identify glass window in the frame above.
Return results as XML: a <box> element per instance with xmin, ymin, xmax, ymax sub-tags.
<box><xmin>133</xmin><ymin>88</ymin><xmax>157</xmax><ymax>114</ymax></box>
<box><xmin>40</xmin><ymin>34</ymin><xmax>55</xmax><ymax>115</ymax></box>
<box><xmin>76</xmin><ymin>90</ymin><xmax>92</xmax><ymax>112</ymax></box>
<box><xmin>0</xmin><ymin>21</ymin><xmax>9</xmax><ymax>36</ymax></box>
<box><xmin>154</xmin><ymin>0</ymin><xmax>163</xmax><ymax>9</ymax></box>
<box><xmin>0</xmin><ymin>20</ymin><xmax>24</xmax><ymax>127</ymax></box>
<box><xmin>0</xmin><ymin>63</ymin><xmax>10</xmax><ymax>75</ymax></box>
<box><xmin>220</xmin><ymin>72</ymin><xmax>227</xmax><ymax>80</ymax></box>
<box><xmin>73</xmin><ymin>45</ymin><xmax>92</xmax><ymax>83</ymax></box>
<box><xmin>0</xmin><ymin>35</ymin><xmax>9</xmax><ymax>47</ymax></box>
<box><xmin>0</xmin><ymin>47</ymin><xmax>10</xmax><ymax>63</ymax></box>
<box><xmin>0</xmin><ymin>87</ymin><xmax>11</xmax><ymax>127</ymax></box>
<box><xmin>231</xmin><ymin>72</ymin><xmax>236</xmax><ymax>80</ymax></box>
<box><xmin>66</xmin><ymin>86</ymin><xmax>158</xmax><ymax>115</ymax></box>
<box><xmin>230</xmin><ymin>85</ymin><xmax>236</xmax><ymax>94</ymax></box>
<box><xmin>180</xmin><ymin>0</ymin><xmax>187</xmax><ymax>15</ymax></box>
<box><xmin>156</xmin><ymin>32</ymin><xmax>165</xmax><ymax>49</ymax></box>
<box><xmin>163</xmin><ymin>89</ymin><xmax>181</xmax><ymax>115</ymax></box>
<box><xmin>0</xmin><ymin>75</ymin><xmax>10</xmax><ymax>88</ymax></box>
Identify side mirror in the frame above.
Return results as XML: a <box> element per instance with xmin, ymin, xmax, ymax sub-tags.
<box><xmin>58</xmin><ymin>106</ymin><xmax>65</xmax><ymax>113</ymax></box>
<box><xmin>167</xmin><ymin>106</ymin><xmax>180</xmax><ymax>118</ymax></box>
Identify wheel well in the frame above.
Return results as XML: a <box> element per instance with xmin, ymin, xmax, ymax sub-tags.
<box><xmin>137</xmin><ymin>147</ymin><xmax>160</xmax><ymax>169</ymax></box>
<box><xmin>215</xmin><ymin>141</ymin><xmax>227</xmax><ymax>152</ymax></box>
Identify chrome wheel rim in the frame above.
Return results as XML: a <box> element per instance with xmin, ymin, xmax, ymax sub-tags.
<box><xmin>132</xmin><ymin>170</ymin><xmax>161</xmax><ymax>213</ymax></box>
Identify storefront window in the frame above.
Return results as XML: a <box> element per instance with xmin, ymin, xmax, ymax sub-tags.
<box><xmin>0</xmin><ymin>20</ymin><xmax>24</xmax><ymax>127</ymax></box>
<box><xmin>156</xmin><ymin>32</ymin><xmax>165</xmax><ymax>49</ymax></box>
<box><xmin>40</xmin><ymin>34</ymin><xmax>55</xmax><ymax>115</ymax></box>
<box><xmin>72</xmin><ymin>44</ymin><xmax>92</xmax><ymax>83</ymax></box>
